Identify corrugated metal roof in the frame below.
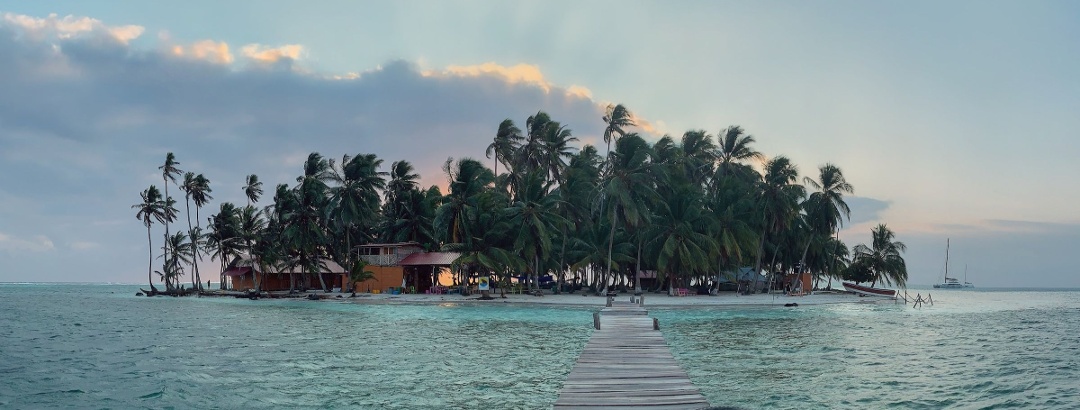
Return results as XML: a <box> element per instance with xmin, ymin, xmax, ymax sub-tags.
<box><xmin>355</xmin><ymin>241</ymin><xmax>422</xmax><ymax>248</ymax></box>
<box><xmin>270</xmin><ymin>259</ymin><xmax>345</xmax><ymax>274</ymax></box>
<box><xmin>223</xmin><ymin>267</ymin><xmax>252</xmax><ymax>277</ymax></box>
<box><xmin>399</xmin><ymin>252</ymin><xmax>461</xmax><ymax>266</ymax></box>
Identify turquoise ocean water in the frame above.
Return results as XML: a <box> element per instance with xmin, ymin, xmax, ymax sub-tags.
<box><xmin>1</xmin><ymin>284</ymin><xmax>1077</xmax><ymax>409</ymax></box>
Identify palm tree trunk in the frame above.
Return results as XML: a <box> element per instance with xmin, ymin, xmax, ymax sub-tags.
<box><xmin>825</xmin><ymin>229</ymin><xmax>840</xmax><ymax>290</ymax></box>
<box><xmin>194</xmin><ymin>207</ymin><xmax>202</xmax><ymax>291</ymax></box>
<box><xmin>163</xmin><ymin>181</ymin><xmax>171</xmax><ymax>286</ymax></box>
<box><xmin>603</xmin><ymin>205</ymin><xmax>617</xmax><ymax>294</ymax></box>
<box><xmin>633</xmin><ymin>239</ymin><xmax>642</xmax><ymax>294</ymax></box>
<box><xmin>146</xmin><ymin>226</ymin><xmax>157</xmax><ymax>292</ymax></box>
<box><xmin>185</xmin><ymin>197</ymin><xmax>196</xmax><ymax>290</ymax></box>
<box><xmin>220</xmin><ymin>257</ymin><xmax>226</xmax><ymax>290</ymax></box>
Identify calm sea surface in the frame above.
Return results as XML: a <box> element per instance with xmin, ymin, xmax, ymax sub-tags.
<box><xmin>1</xmin><ymin>284</ymin><xmax>1077</xmax><ymax>409</ymax></box>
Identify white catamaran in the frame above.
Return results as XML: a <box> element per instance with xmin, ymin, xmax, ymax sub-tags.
<box><xmin>933</xmin><ymin>239</ymin><xmax>973</xmax><ymax>289</ymax></box>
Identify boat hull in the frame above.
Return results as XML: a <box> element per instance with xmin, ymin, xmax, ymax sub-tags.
<box><xmin>842</xmin><ymin>282</ymin><xmax>897</xmax><ymax>298</ymax></box>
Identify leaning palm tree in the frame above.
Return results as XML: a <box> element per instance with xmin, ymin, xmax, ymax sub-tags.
<box><xmin>851</xmin><ymin>224</ymin><xmax>908</xmax><ymax>288</ymax></box>
<box><xmin>159</xmin><ymin>231</ymin><xmax>193</xmax><ymax>291</ymax></box>
<box><xmin>133</xmin><ymin>185</ymin><xmax>167</xmax><ymax>293</ymax></box>
<box><xmin>602</xmin><ymin>104</ymin><xmax>635</xmax><ymax>157</ymax></box>
<box><xmin>159</xmin><ymin>153</ymin><xmax>183</xmax><ymax>276</ymax></box>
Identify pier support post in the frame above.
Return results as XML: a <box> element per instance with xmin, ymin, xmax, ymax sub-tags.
<box><xmin>593</xmin><ymin>312</ymin><xmax>601</xmax><ymax>330</ymax></box>
<box><xmin>639</xmin><ymin>294</ymin><xmax>645</xmax><ymax>307</ymax></box>
<box><xmin>606</xmin><ymin>295</ymin><xmax>613</xmax><ymax>307</ymax></box>
<box><xmin>653</xmin><ymin>318</ymin><xmax>659</xmax><ymax>330</ymax></box>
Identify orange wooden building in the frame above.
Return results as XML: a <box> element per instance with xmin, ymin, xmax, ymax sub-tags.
<box><xmin>346</xmin><ymin>242</ymin><xmax>459</xmax><ymax>294</ymax></box>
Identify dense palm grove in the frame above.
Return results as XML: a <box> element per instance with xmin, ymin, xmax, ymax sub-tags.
<box><xmin>132</xmin><ymin>104</ymin><xmax>908</xmax><ymax>295</ymax></box>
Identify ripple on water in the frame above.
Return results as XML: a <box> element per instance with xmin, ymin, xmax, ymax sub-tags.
<box><xmin>2</xmin><ymin>285</ymin><xmax>1079</xmax><ymax>409</ymax></box>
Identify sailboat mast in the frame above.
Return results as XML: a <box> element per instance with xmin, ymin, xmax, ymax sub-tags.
<box><xmin>945</xmin><ymin>238</ymin><xmax>950</xmax><ymax>279</ymax></box>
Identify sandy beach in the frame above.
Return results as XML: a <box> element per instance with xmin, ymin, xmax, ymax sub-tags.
<box><xmin>333</xmin><ymin>290</ymin><xmax>889</xmax><ymax>307</ymax></box>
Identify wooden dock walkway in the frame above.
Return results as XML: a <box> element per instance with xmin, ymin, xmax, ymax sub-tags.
<box><xmin>554</xmin><ymin>302</ymin><xmax>711</xmax><ymax>409</ymax></box>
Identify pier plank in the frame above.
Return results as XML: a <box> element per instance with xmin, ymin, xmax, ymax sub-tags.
<box><xmin>554</xmin><ymin>302</ymin><xmax>710</xmax><ymax>409</ymax></box>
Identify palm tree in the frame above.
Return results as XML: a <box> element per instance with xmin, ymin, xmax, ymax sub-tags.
<box><xmin>486</xmin><ymin>119</ymin><xmax>523</xmax><ymax>179</ymax></box>
<box><xmin>237</xmin><ymin>205</ymin><xmax>266</xmax><ymax>290</ymax></box>
<box><xmin>568</xmin><ymin>219</ymin><xmax>633</xmax><ymax>293</ymax></box>
<box><xmin>602</xmin><ymin>104</ymin><xmax>635</xmax><ymax>157</ymax></box>
<box><xmin>287</xmin><ymin>153</ymin><xmax>334</xmax><ymax>292</ymax></box>
<box><xmin>704</xmin><ymin>176</ymin><xmax>758</xmax><ymax>293</ymax></box>
<box><xmin>754</xmin><ymin>156</ymin><xmax>805</xmax><ymax>289</ymax></box>
<box><xmin>331</xmin><ymin>153</ymin><xmax>386</xmax><ymax>284</ymax></box>
<box><xmin>434</xmin><ymin>158</ymin><xmax>494</xmax><ymax>246</ymax></box>
<box><xmin>345</xmin><ymin>259</ymin><xmax>376</xmax><ymax>295</ymax></box>
<box><xmin>244</xmin><ymin>174</ymin><xmax>263</xmax><ymax>206</ymax></box>
<box><xmin>180</xmin><ymin>172</ymin><xmax>199</xmax><ymax>289</ymax></box>
<box><xmin>159</xmin><ymin>231</ymin><xmax>193</xmax><ymax>291</ymax></box>
<box><xmin>539</xmin><ymin>119</ymin><xmax>577</xmax><ymax>183</ymax></box>
<box><xmin>383</xmin><ymin>160</ymin><xmax>420</xmax><ymax>224</ymax></box>
<box><xmin>714</xmin><ymin>126</ymin><xmax>763</xmax><ymax>178</ymax></box>
<box><xmin>551</xmin><ymin>145</ymin><xmax>602</xmax><ymax>290</ymax></box>
<box><xmin>207</xmin><ymin>202</ymin><xmax>241</xmax><ymax>290</ymax></box>
<box><xmin>505</xmin><ymin>171</ymin><xmax>567</xmax><ymax>291</ymax></box>
<box><xmin>159</xmin><ymin>153</ymin><xmax>183</xmax><ymax>277</ymax></box>
<box><xmin>442</xmin><ymin>199</ymin><xmax>521</xmax><ymax>298</ymax></box>
<box><xmin>646</xmin><ymin>187</ymin><xmax>718</xmax><ymax>295</ymax></box>
<box><xmin>850</xmin><ymin>224</ymin><xmax>908</xmax><ymax>288</ymax></box>
<box><xmin>678</xmin><ymin>130</ymin><xmax>717</xmax><ymax>187</ymax></box>
<box><xmin>802</xmin><ymin>164</ymin><xmax>853</xmax><ymax>288</ymax></box>
<box><xmin>598</xmin><ymin>133</ymin><xmax>657</xmax><ymax>294</ymax></box>
<box><xmin>190</xmin><ymin>174</ymin><xmax>212</xmax><ymax>290</ymax></box>
<box><xmin>133</xmin><ymin>185</ymin><xmax>167</xmax><ymax>293</ymax></box>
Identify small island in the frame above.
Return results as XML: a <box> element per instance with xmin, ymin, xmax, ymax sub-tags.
<box><xmin>133</xmin><ymin>105</ymin><xmax>908</xmax><ymax>301</ymax></box>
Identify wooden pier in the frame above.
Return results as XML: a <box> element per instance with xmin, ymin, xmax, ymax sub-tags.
<box><xmin>555</xmin><ymin>302</ymin><xmax>711</xmax><ymax>409</ymax></box>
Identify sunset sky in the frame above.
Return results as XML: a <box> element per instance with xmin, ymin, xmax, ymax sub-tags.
<box><xmin>1</xmin><ymin>1</ymin><xmax>1078</xmax><ymax>287</ymax></box>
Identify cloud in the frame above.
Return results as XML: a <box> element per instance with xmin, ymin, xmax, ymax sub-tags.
<box><xmin>844</xmin><ymin>196</ymin><xmax>891</xmax><ymax>226</ymax></box>
<box><xmin>241</xmin><ymin>43</ymin><xmax>304</xmax><ymax>64</ymax></box>
<box><xmin>2</xmin><ymin>12</ymin><xmax>143</xmax><ymax>44</ymax></box>
<box><xmin>171</xmin><ymin>40</ymin><xmax>234</xmax><ymax>64</ymax></box>
<box><xmin>422</xmin><ymin>62</ymin><xmax>599</xmax><ymax>102</ymax></box>
<box><xmin>0</xmin><ymin>232</ymin><xmax>55</xmax><ymax>253</ymax></box>
<box><xmin>0</xmin><ymin>12</ymin><xmax>657</xmax><ymax>283</ymax></box>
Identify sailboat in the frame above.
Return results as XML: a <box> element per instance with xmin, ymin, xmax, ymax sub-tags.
<box><xmin>933</xmin><ymin>239</ymin><xmax>973</xmax><ymax>289</ymax></box>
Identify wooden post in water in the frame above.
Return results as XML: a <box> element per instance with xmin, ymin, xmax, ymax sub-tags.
<box><xmin>653</xmin><ymin>317</ymin><xmax>659</xmax><ymax>330</ymax></box>
<box><xmin>593</xmin><ymin>312</ymin><xmax>600</xmax><ymax>330</ymax></box>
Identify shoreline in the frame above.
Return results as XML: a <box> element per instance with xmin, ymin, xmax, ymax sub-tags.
<box><xmin>307</xmin><ymin>290</ymin><xmax>889</xmax><ymax>307</ymax></box>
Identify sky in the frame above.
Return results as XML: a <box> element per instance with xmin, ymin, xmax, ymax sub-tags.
<box><xmin>0</xmin><ymin>1</ymin><xmax>1078</xmax><ymax>287</ymax></box>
